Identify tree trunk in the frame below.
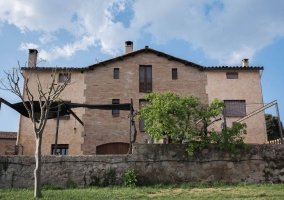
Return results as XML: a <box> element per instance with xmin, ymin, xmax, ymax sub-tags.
<box><xmin>34</xmin><ymin>134</ymin><xmax>42</xmax><ymax>198</ymax></box>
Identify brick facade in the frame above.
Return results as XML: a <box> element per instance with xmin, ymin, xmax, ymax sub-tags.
<box><xmin>16</xmin><ymin>44</ymin><xmax>266</xmax><ymax>155</ymax></box>
<box><xmin>82</xmin><ymin>52</ymin><xmax>208</xmax><ymax>154</ymax></box>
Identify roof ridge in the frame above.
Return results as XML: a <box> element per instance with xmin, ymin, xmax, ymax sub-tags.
<box><xmin>87</xmin><ymin>46</ymin><xmax>205</xmax><ymax>70</ymax></box>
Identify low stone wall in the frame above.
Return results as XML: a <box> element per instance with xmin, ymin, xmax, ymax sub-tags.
<box><xmin>1</xmin><ymin>144</ymin><xmax>284</xmax><ymax>188</ymax></box>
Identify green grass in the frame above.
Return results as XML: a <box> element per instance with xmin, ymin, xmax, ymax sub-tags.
<box><xmin>1</xmin><ymin>183</ymin><xmax>284</xmax><ymax>199</ymax></box>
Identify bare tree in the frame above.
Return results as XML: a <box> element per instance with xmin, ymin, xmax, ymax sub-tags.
<box><xmin>0</xmin><ymin>62</ymin><xmax>71</xmax><ymax>197</ymax></box>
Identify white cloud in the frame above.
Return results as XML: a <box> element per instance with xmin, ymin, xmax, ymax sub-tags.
<box><xmin>130</xmin><ymin>0</ymin><xmax>284</xmax><ymax>64</ymax></box>
<box><xmin>39</xmin><ymin>34</ymin><xmax>57</xmax><ymax>44</ymax></box>
<box><xmin>38</xmin><ymin>35</ymin><xmax>97</xmax><ymax>61</ymax></box>
<box><xmin>19</xmin><ymin>42</ymin><xmax>39</xmax><ymax>51</ymax></box>
<box><xmin>1</xmin><ymin>0</ymin><xmax>284</xmax><ymax>65</ymax></box>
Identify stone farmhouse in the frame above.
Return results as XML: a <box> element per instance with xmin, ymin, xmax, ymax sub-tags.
<box><xmin>16</xmin><ymin>41</ymin><xmax>266</xmax><ymax>155</ymax></box>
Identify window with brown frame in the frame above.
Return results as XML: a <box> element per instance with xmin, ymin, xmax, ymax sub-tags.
<box><xmin>51</xmin><ymin>144</ymin><xmax>69</xmax><ymax>155</ymax></box>
<box><xmin>139</xmin><ymin>65</ymin><xmax>152</xmax><ymax>92</ymax></box>
<box><xmin>224</xmin><ymin>100</ymin><xmax>246</xmax><ymax>117</ymax></box>
<box><xmin>114</xmin><ymin>68</ymin><xmax>119</xmax><ymax>79</ymax></box>
<box><xmin>172</xmin><ymin>68</ymin><xmax>177</xmax><ymax>79</ymax></box>
<box><xmin>58</xmin><ymin>73</ymin><xmax>71</xmax><ymax>83</ymax></box>
<box><xmin>112</xmin><ymin>99</ymin><xmax>120</xmax><ymax>116</ymax></box>
<box><xmin>226</xmin><ymin>72</ymin><xmax>238</xmax><ymax>79</ymax></box>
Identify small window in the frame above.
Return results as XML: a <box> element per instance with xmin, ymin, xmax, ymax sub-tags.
<box><xmin>114</xmin><ymin>68</ymin><xmax>119</xmax><ymax>79</ymax></box>
<box><xmin>51</xmin><ymin>144</ymin><xmax>69</xmax><ymax>155</ymax></box>
<box><xmin>224</xmin><ymin>100</ymin><xmax>246</xmax><ymax>117</ymax></box>
<box><xmin>226</xmin><ymin>72</ymin><xmax>238</xmax><ymax>79</ymax></box>
<box><xmin>172</xmin><ymin>68</ymin><xmax>177</xmax><ymax>79</ymax></box>
<box><xmin>59</xmin><ymin>73</ymin><xmax>71</xmax><ymax>83</ymax></box>
<box><xmin>112</xmin><ymin>99</ymin><xmax>120</xmax><ymax>116</ymax></box>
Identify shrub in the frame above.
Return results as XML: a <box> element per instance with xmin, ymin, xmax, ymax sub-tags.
<box><xmin>123</xmin><ymin>169</ymin><xmax>138</xmax><ymax>187</ymax></box>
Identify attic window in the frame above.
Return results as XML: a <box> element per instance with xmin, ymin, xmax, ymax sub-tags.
<box><xmin>226</xmin><ymin>72</ymin><xmax>238</xmax><ymax>79</ymax></box>
<box><xmin>59</xmin><ymin>73</ymin><xmax>71</xmax><ymax>83</ymax></box>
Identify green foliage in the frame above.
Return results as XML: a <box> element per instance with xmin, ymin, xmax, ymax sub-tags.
<box><xmin>138</xmin><ymin>92</ymin><xmax>202</xmax><ymax>142</ymax></box>
<box><xmin>210</xmin><ymin>122</ymin><xmax>249</xmax><ymax>154</ymax></box>
<box><xmin>123</xmin><ymin>169</ymin><xmax>138</xmax><ymax>187</ymax></box>
<box><xmin>265</xmin><ymin>114</ymin><xmax>284</xmax><ymax>141</ymax></box>
<box><xmin>138</xmin><ymin>92</ymin><xmax>248</xmax><ymax>155</ymax></box>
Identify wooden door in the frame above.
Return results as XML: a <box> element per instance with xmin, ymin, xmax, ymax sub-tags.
<box><xmin>96</xmin><ymin>142</ymin><xmax>129</xmax><ymax>155</ymax></box>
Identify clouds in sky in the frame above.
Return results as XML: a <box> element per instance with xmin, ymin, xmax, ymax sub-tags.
<box><xmin>0</xmin><ymin>0</ymin><xmax>283</xmax><ymax>64</ymax></box>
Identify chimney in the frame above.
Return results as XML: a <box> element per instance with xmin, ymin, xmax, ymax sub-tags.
<box><xmin>28</xmin><ymin>49</ymin><xmax>38</xmax><ymax>68</ymax></box>
<box><xmin>242</xmin><ymin>58</ymin><xmax>249</xmax><ymax>67</ymax></box>
<box><xmin>125</xmin><ymin>41</ymin><xmax>133</xmax><ymax>54</ymax></box>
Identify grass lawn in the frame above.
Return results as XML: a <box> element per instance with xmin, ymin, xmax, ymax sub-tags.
<box><xmin>1</xmin><ymin>182</ymin><xmax>284</xmax><ymax>199</ymax></box>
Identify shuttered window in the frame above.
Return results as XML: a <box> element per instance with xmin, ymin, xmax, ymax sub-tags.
<box><xmin>226</xmin><ymin>72</ymin><xmax>238</xmax><ymax>79</ymax></box>
<box><xmin>139</xmin><ymin>65</ymin><xmax>152</xmax><ymax>92</ymax></box>
<box><xmin>224</xmin><ymin>100</ymin><xmax>246</xmax><ymax>117</ymax></box>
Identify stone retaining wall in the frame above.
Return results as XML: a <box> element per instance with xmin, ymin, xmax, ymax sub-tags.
<box><xmin>1</xmin><ymin>144</ymin><xmax>284</xmax><ymax>188</ymax></box>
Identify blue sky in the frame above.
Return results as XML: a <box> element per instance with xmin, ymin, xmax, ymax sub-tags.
<box><xmin>0</xmin><ymin>0</ymin><xmax>284</xmax><ymax>132</ymax></box>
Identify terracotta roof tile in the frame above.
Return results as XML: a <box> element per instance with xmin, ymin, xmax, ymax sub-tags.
<box><xmin>0</xmin><ymin>132</ymin><xmax>17</xmax><ymax>139</ymax></box>
<box><xmin>205</xmin><ymin>66</ymin><xmax>264</xmax><ymax>70</ymax></box>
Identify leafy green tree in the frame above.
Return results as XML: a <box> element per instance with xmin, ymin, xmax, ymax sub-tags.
<box><xmin>265</xmin><ymin>114</ymin><xmax>284</xmax><ymax>141</ymax></box>
<box><xmin>138</xmin><ymin>92</ymin><xmax>201</xmax><ymax>142</ymax></box>
<box><xmin>138</xmin><ymin>92</ymin><xmax>248</xmax><ymax>155</ymax></box>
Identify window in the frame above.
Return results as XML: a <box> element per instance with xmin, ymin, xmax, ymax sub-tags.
<box><xmin>139</xmin><ymin>100</ymin><xmax>150</xmax><ymax>131</ymax></box>
<box><xmin>112</xmin><ymin>99</ymin><xmax>120</xmax><ymax>116</ymax></box>
<box><xmin>114</xmin><ymin>68</ymin><xmax>119</xmax><ymax>79</ymax></box>
<box><xmin>172</xmin><ymin>68</ymin><xmax>177</xmax><ymax>79</ymax></box>
<box><xmin>226</xmin><ymin>72</ymin><xmax>238</xmax><ymax>79</ymax></box>
<box><xmin>51</xmin><ymin>144</ymin><xmax>69</xmax><ymax>155</ymax></box>
<box><xmin>139</xmin><ymin>65</ymin><xmax>152</xmax><ymax>92</ymax></box>
<box><xmin>224</xmin><ymin>100</ymin><xmax>246</xmax><ymax>117</ymax></box>
<box><xmin>59</xmin><ymin>73</ymin><xmax>71</xmax><ymax>83</ymax></box>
